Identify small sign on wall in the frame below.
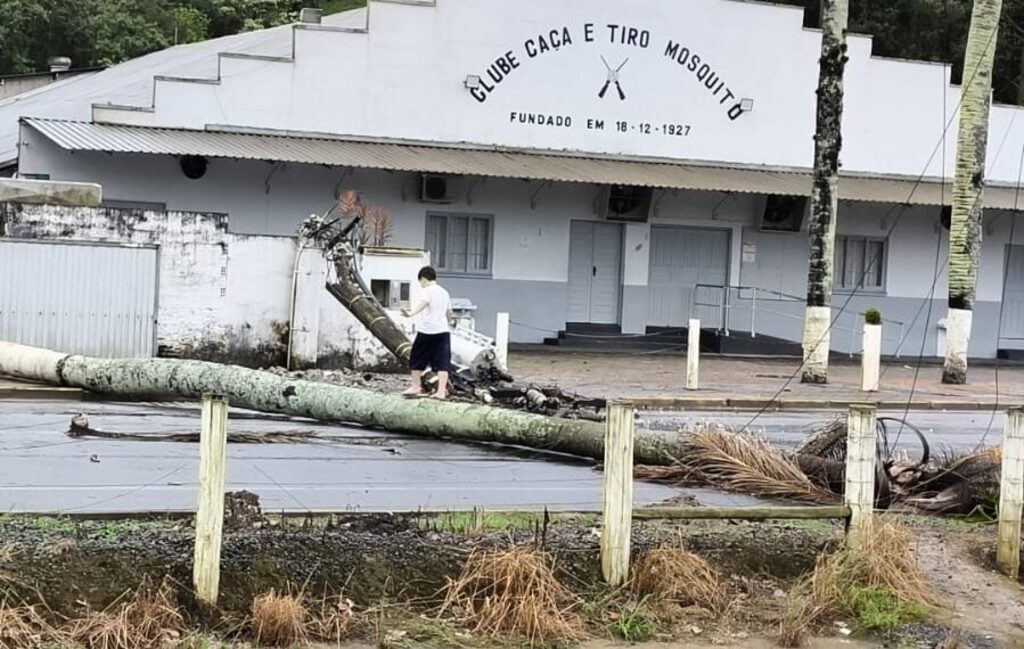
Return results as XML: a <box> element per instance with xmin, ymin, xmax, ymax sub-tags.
<box><xmin>742</xmin><ymin>242</ymin><xmax>756</xmax><ymax>263</ymax></box>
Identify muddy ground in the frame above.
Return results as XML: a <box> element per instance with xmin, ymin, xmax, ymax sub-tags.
<box><xmin>1</xmin><ymin>514</ymin><xmax>1021</xmax><ymax>648</ymax></box>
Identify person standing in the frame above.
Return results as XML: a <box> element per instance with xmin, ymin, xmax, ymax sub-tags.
<box><xmin>401</xmin><ymin>266</ymin><xmax>452</xmax><ymax>399</ymax></box>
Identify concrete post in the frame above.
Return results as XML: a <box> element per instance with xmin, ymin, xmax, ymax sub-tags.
<box><xmin>686</xmin><ymin>319</ymin><xmax>700</xmax><ymax>391</ymax></box>
<box><xmin>495</xmin><ymin>312</ymin><xmax>510</xmax><ymax>371</ymax></box>
<box><xmin>861</xmin><ymin>323</ymin><xmax>882</xmax><ymax>392</ymax></box>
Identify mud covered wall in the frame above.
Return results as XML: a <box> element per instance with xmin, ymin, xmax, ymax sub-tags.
<box><xmin>0</xmin><ymin>201</ymin><xmax>396</xmax><ymax>369</ymax></box>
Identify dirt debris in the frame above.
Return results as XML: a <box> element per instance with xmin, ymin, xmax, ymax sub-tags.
<box><xmin>0</xmin><ymin>514</ymin><xmax>1020</xmax><ymax>648</ymax></box>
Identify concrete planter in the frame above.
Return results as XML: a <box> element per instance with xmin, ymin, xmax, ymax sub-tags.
<box><xmin>861</xmin><ymin>323</ymin><xmax>882</xmax><ymax>392</ymax></box>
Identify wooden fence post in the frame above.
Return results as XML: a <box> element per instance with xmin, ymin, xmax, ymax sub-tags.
<box><xmin>601</xmin><ymin>401</ymin><xmax>635</xmax><ymax>587</ymax></box>
<box><xmin>845</xmin><ymin>404</ymin><xmax>877</xmax><ymax>549</ymax></box>
<box><xmin>194</xmin><ymin>394</ymin><xmax>228</xmax><ymax>607</ymax></box>
<box><xmin>861</xmin><ymin>323</ymin><xmax>881</xmax><ymax>392</ymax></box>
<box><xmin>686</xmin><ymin>319</ymin><xmax>700</xmax><ymax>391</ymax></box>
<box><xmin>996</xmin><ymin>408</ymin><xmax>1024</xmax><ymax>579</ymax></box>
<box><xmin>495</xmin><ymin>312</ymin><xmax>510</xmax><ymax>371</ymax></box>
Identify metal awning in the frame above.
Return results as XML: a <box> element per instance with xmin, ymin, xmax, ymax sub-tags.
<box><xmin>21</xmin><ymin>118</ymin><xmax>1024</xmax><ymax>210</ymax></box>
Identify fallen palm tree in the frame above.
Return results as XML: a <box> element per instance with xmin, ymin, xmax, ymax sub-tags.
<box><xmin>893</xmin><ymin>448</ymin><xmax>1001</xmax><ymax>515</ymax></box>
<box><xmin>635</xmin><ymin>427</ymin><xmax>840</xmax><ymax>504</ymax></box>
<box><xmin>634</xmin><ymin>419</ymin><xmax>1001</xmax><ymax>515</ymax></box>
<box><xmin>684</xmin><ymin>427</ymin><xmax>838</xmax><ymax>504</ymax></box>
<box><xmin>0</xmin><ymin>340</ymin><xmax>681</xmax><ymax>465</ymax></box>
<box><xmin>796</xmin><ymin>417</ymin><xmax>1001</xmax><ymax>515</ymax></box>
<box><xmin>300</xmin><ymin>194</ymin><xmax>604</xmax><ymax>419</ymax></box>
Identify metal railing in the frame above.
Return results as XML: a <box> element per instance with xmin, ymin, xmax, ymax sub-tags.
<box><xmin>691</xmin><ymin>284</ymin><xmax>907</xmax><ymax>358</ymax></box>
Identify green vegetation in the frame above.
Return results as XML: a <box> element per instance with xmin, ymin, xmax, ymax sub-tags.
<box><xmin>321</xmin><ymin>0</ymin><xmax>367</xmax><ymax>14</ymax></box>
<box><xmin>865</xmin><ymin>308</ymin><xmax>882</xmax><ymax>325</ymax></box>
<box><xmin>0</xmin><ymin>515</ymin><xmax>175</xmax><ymax>538</ymax></box>
<box><xmin>0</xmin><ymin>0</ymin><xmax>360</xmax><ymax>76</ymax></box>
<box><xmin>415</xmin><ymin>510</ymin><xmax>596</xmax><ymax>534</ymax></box>
<box><xmin>841</xmin><ymin>586</ymin><xmax>927</xmax><ymax>631</ymax></box>
<box><xmin>604</xmin><ymin>596</ymin><xmax>658</xmax><ymax>642</ymax></box>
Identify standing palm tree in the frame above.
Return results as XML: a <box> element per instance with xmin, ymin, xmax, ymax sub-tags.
<box><xmin>944</xmin><ymin>0</ymin><xmax>1003</xmax><ymax>384</ymax></box>
<box><xmin>801</xmin><ymin>0</ymin><xmax>849</xmax><ymax>384</ymax></box>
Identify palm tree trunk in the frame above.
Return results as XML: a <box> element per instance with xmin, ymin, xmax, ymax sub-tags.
<box><xmin>943</xmin><ymin>0</ymin><xmax>1003</xmax><ymax>385</ymax></box>
<box><xmin>0</xmin><ymin>340</ymin><xmax>685</xmax><ymax>465</ymax></box>
<box><xmin>325</xmin><ymin>245</ymin><xmax>413</xmax><ymax>364</ymax></box>
<box><xmin>801</xmin><ymin>0</ymin><xmax>849</xmax><ymax>384</ymax></box>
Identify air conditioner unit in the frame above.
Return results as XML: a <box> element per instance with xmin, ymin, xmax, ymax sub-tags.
<box><xmin>419</xmin><ymin>174</ymin><xmax>454</xmax><ymax>203</ymax></box>
<box><xmin>601</xmin><ymin>185</ymin><xmax>653</xmax><ymax>222</ymax></box>
<box><xmin>760</xmin><ymin>195</ymin><xmax>807</xmax><ymax>232</ymax></box>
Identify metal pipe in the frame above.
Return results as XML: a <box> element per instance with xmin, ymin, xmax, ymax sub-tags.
<box><xmin>751</xmin><ymin>289</ymin><xmax>757</xmax><ymax>338</ymax></box>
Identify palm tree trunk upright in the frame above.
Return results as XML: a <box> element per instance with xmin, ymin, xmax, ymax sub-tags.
<box><xmin>801</xmin><ymin>0</ymin><xmax>849</xmax><ymax>384</ymax></box>
<box><xmin>943</xmin><ymin>0</ymin><xmax>1003</xmax><ymax>384</ymax></box>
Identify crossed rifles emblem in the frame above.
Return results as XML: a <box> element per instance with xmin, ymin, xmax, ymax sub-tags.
<box><xmin>598</xmin><ymin>55</ymin><xmax>629</xmax><ymax>101</ymax></box>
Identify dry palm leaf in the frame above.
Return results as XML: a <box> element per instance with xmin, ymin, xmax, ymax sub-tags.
<box><xmin>685</xmin><ymin>427</ymin><xmax>838</xmax><ymax>504</ymax></box>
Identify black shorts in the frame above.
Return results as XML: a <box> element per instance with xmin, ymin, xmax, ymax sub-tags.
<box><xmin>410</xmin><ymin>332</ymin><xmax>451</xmax><ymax>372</ymax></box>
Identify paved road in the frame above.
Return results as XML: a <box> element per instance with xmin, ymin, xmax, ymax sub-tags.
<box><xmin>0</xmin><ymin>398</ymin><xmax>743</xmax><ymax>514</ymax></box>
<box><xmin>5</xmin><ymin>399</ymin><xmax>994</xmax><ymax>515</ymax></box>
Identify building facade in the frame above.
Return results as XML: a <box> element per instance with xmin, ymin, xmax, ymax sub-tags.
<box><xmin>6</xmin><ymin>0</ymin><xmax>1024</xmax><ymax>364</ymax></box>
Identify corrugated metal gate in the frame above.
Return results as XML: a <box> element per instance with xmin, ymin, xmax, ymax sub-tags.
<box><xmin>0</xmin><ymin>239</ymin><xmax>158</xmax><ymax>357</ymax></box>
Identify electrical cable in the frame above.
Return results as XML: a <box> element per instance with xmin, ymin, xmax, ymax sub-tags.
<box><xmin>740</xmin><ymin>15</ymin><xmax>1004</xmax><ymax>432</ymax></box>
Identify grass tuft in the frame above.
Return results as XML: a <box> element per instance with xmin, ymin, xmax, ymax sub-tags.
<box><xmin>65</xmin><ymin>578</ymin><xmax>184</xmax><ymax>649</ymax></box>
<box><xmin>631</xmin><ymin>548</ymin><xmax>727</xmax><ymax>613</ymax></box>
<box><xmin>604</xmin><ymin>595</ymin><xmax>657</xmax><ymax>642</ymax></box>
<box><xmin>440</xmin><ymin>546</ymin><xmax>584</xmax><ymax>645</ymax></box>
<box><xmin>778</xmin><ymin>518</ymin><xmax>934</xmax><ymax>647</ymax></box>
<box><xmin>250</xmin><ymin>590</ymin><xmax>308</xmax><ymax>647</ymax></box>
<box><xmin>307</xmin><ymin>593</ymin><xmax>355</xmax><ymax>645</ymax></box>
<box><xmin>0</xmin><ymin>599</ymin><xmax>52</xmax><ymax>648</ymax></box>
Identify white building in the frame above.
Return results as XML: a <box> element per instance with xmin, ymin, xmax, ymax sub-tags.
<box><xmin>4</xmin><ymin>0</ymin><xmax>1024</xmax><ymax>366</ymax></box>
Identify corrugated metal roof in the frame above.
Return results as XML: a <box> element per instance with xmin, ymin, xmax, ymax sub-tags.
<box><xmin>24</xmin><ymin>118</ymin><xmax>814</xmax><ymax>195</ymax></box>
<box><xmin>22</xmin><ymin>118</ymin><xmax>1024</xmax><ymax>209</ymax></box>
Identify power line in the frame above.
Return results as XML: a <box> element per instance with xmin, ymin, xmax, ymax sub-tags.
<box><xmin>740</xmin><ymin>15</ymin><xmax>1005</xmax><ymax>432</ymax></box>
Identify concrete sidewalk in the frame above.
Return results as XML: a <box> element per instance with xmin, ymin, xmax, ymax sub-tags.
<box><xmin>3</xmin><ymin>351</ymin><xmax>1020</xmax><ymax>409</ymax></box>
<box><xmin>510</xmin><ymin>350</ymin><xmax>1021</xmax><ymax>409</ymax></box>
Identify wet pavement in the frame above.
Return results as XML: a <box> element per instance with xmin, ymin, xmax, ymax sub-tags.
<box><xmin>0</xmin><ymin>397</ymin><xmax>1001</xmax><ymax>514</ymax></box>
<box><xmin>0</xmin><ymin>398</ymin><xmax>717</xmax><ymax>514</ymax></box>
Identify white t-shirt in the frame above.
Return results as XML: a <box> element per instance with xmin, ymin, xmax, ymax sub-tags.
<box><xmin>417</xmin><ymin>283</ymin><xmax>451</xmax><ymax>335</ymax></box>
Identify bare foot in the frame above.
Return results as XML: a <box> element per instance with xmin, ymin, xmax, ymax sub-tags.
<box><xmin>431</xmin><ymin>393</ymin><xmax>447</xmax><ymax>401</ymax></box>
<box><xmin>402</xmin><ymin>389</ymin><xmax>423</xmax><ymax>396</ymax></box>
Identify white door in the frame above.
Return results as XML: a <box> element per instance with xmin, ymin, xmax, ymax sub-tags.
<box><xmin>567</xmin><ymin>221</ymin><xmax>622</xmax><ymax>324</ymax></box>
<box><xmin>1000</xmin><ymin>245</ymin><xmax>1024</xmax><ymax>345</ymax></box>
<box><xmin>647</xmin><ymin>227</ymin><xmax>730</xmax><ymax>327</ymax></box>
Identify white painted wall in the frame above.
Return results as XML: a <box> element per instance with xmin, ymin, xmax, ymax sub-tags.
<box><xmin>3</xmin><ymin>202</ymin><xmax>397</xmax><ymax>368</ymax></box>
<box><xmin>19</xmin><ymin>123</ymin><xmax>1024</xmax><ymax>355</ymax></box>
<box><xmin>82</xmin><ymin>0</ymin><xmax>1024</xmax><ymax>186</ymax></box>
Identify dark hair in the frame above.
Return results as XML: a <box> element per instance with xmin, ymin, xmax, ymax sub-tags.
<box><xmin>417</xmin><ymin>266</ymin><xmax>437</xmax><ymax>281</ymax></box>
